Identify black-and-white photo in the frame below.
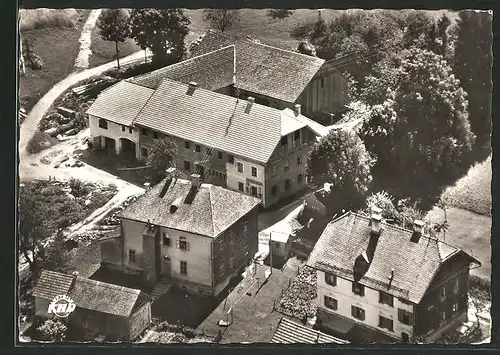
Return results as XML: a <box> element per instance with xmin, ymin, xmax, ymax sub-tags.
<box><xmin>17</xmin><ymin>7</ymin><xmax>492</xmax><ymax>345</ymax></box>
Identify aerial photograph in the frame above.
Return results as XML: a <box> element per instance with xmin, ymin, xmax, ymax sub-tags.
<box><xmin>17</xmin><ymin>7</ymin><xmax>492</xmax><ymax>344</ymax></box>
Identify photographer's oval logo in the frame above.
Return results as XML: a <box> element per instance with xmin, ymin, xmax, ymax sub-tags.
<box><xmin>47</xmin><ymin>295</ymin><xmax>76</xmax><ymax>318</ymax></box>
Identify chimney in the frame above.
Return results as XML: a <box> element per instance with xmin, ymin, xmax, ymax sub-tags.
<box><xmin>245</xmin><ymin>97</ymin><xmax>255</xmax><ymax>113</ymax></box>
<box><xmin>170</xmin><ymin>197</ymin><xmax>182</xmax><ymax>214</ymax></box>
<box><xmin>187</xmin><ymin>82</ymin><xmax>198</xmax><ymax>95</ymax></box>
<box><xmin>330</xmin><ymin>113</ymin><xmax>335</xmax><ymax>125</ymax></box>
<box><xmin>72</xmin><ymin>271</ymin><xmax>79</xmax><ymax>279</ymax></box>
<box><xmin>370</xmin><ymin>212</ymin><xmax>382</xmax><ymax>235</ymax></box>
<box><xmin>413</xmin><ymin>220</ymin><xmax>425</xmax><ymax>234</ymax></box>
<box><xmin>294</xmin><ymin>104</ymin><xmax>301</xmax><ymax>116</ymax></box>
<box><xmin>143</xmin><ymin>182</ymin><xmax>151</xmax><ymax>190</ymax></box>
<box><xmin>166</xmin><ymin>167</ymin><xmax>176</xmax><ymax>178</ymax></box>
<box><xmin>191</xmin><ymin>173</ymin><xmax>201</xmax><ymax>188</ymax></box>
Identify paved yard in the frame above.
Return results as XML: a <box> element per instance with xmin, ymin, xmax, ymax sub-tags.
<box><xmin>197</xmin><ymin>260</ymin><xmax>303</xmax><ymax>343</ymax></box>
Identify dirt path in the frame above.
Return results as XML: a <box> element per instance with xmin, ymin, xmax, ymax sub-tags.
<box><xmin>74</xmin><ymin>9</ymin><xmax>103</xmax><ymax>69</ymax></box>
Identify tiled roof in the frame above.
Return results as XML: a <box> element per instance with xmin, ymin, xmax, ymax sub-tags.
<box><xmin>133</xmin><ymin>78</ymin><xmax>283</xmax><ymax>163</ymax></box>
<box><xmin>191</xmin><ymin>30</ymin><xmax>325</xmax><ymax>103</ymax></box>
<box><xmin>86</xmin><ymin>81</ymin><xmax>154</xmax><ymax>126</ymax></box>
<box><xmin>68</xmin><ymin>276</ymin><xmax>150</xmax><ymax>317</ymax></box>
<box><xmin>128</xmin><ymin>45</ymin><xmax>235</xmax><ymax>91</ymax></box>
<box><xmin>33</xmin><ymin>270</ymin><xmax>74</xmax><ymax>300</ymax></box>
<box><xmin>120</xmin><ymin>177</ymin><xmax>261</xmax><ymax>237</ymax></box>
<box><xmin>306</xmin><ymin>212</ymin><xmax>476</xmax><ymax>303</ymax></box>
<box><xmin>271</xmin><ymin>317</ymin><xmax>348</xmax><ymax>344</ymax></box>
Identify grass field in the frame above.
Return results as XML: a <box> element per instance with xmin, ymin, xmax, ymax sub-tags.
<box><xmin>88</xmin><ymin>26</ymin><xmax>141</xmax><ymax>68</ymax></box>
<box><xmin>19</xmin><ymin>9</ymin><xmax>91</xmax><ymax>112</ymax></box>
<box><xmin>441</xmin><ymin>156</ymin><xmax>492</xmax><ymax>216</ymax></box>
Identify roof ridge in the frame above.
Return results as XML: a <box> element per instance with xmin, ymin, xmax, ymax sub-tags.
<box><xmin>208</xmin><ymin>184</ymin><xmax>216</xmax><ymax>237</ymax></box>
<box><xmin>75</xmin><ymin>277</ymin><xmax>141</xmax><ymax>295</ymax></box>
<box><xmin>247</xmin><ymin>40</ymin><xmax>325</xmax><ymax>63</ymax></box>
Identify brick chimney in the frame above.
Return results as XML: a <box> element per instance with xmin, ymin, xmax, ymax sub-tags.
<box><xmin>191</xmin><ymin>173</ymin><xmax>201</xmax><ymax>188</ymax></box>
<box><xmin>370</xmin><ymin>207</ymin><xmax>383</xmax><ymax>235</ymax></box>
<box><xmin>187</xmin><ymin>82</ymin><xmax>198</xmax><ymax>95</ymax></box>
<box><xmin>245</xmin><ymin>97</ymin><xmax>255</xmax><ymax>113</ymax></box>
<box><xmin>294</xmin><ymin>104</ymin><xmax>301</xmax><ymax>116</ymax></box>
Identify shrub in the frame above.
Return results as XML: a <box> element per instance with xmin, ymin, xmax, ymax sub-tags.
<box><xmin>69</xmin><ymin>178</ymin><xmax>88</xmax><ymax>198</ymax></box>
<box><xmin>36</xmin><ymin>319</ymin><xmax>68</xmax><ymax>341</ymax></box>
<box><xmin>28</xmin><ymin>53</ymin><xmax>44</xmax><ymax>70</ymax></box>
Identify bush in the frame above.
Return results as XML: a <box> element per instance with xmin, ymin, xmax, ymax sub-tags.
<box><xmin>20</xmin><ymin>9</ymin><xmax>80</xmax><ymax>31</ymax></box>
<box><xmin>28</xmin><ymin>53</ymin><xmax>44</xmax><ymax>70</ymax></box>
<box><xmin>69</xmin><ymin>178</ymin><xmax>88</xmax><ymax>198</ymax></box>
<box><xmin>36</xmin><ymin>319</ymin><xmax>68</xmax><ymax>341</ymax></box>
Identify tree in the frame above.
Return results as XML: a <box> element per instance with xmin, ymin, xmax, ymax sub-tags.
<box><xmin>402</xmin><ymin>10</ymin><xmax>434</xmax><ymax>49</ymax></box>
<box><xmin>202</xmin><ymin>9</ymin><xmax>240</xmax><ymax>33</ymax></box>
<box><xmin>96</xmin><ymin>9</ymin><xmax>131</xmax><ymax>69</ymax></box>
<box><xmin>360</xmin><ymin>48</ymin><xmax>475</xmax><ymax>207</ymax></box>
<box><xmin>147</xmin><ymin>136</ymin><xmax>177</xmax><ymax>184</ymax></box>
<box><xmin>39</xmin><ymin>229</ymin><xmax>71</xmax><ymax>274</ymax></box>
<box><xmin>363</xmin><ymin>191</ymin><xmax>424</xmax><ymax>228</ymax></box>
<box><xmin>454</xmin><ymin>10</ymin><xmax>493</xmax><ymax>160</ymax></box>
<box><xmin>36</xmin><ymin>319</ymin><xmax>68</xmax><ymax>341</ymax></box>
<box><xmin>267</xmin><ymin>9</ymin><xmax>294</xmax><ymax>20</ymax></box>
<box><xmin>129</xmin><ymin>9</ymin><xmax>190</xmax><ymax>64</ymax></box>
<box><xmin>306</xmin><ymin>129</ymin><xmax>372</xmax><ymax>214</ymax></box>
<box><xmin>18</xmin><ymin>183</ymin><xmax>51</xmax><ymax>273</ymax></box>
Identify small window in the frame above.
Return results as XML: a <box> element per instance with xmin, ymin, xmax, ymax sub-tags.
<box><xmin>243</xmin><ymin>220</ymin><xmax>248</xmax><ymax>233</ymax></box>
<box><xmin>128</xmin><ymin>249</ymin><xmax>136</xmax><ymax>263</ymax></box>
<box><xmin>237</xmin><ymin>162</ymin><xmax>243</xmax><ymax>173</ymax></box>
<box><xmin>98</xmin><ymin>118</ymin><xmax>108</xmax><ymax>129</ymax></box>
<box><xmin>379</xmin><ymin>291</ymin><xmax>394</xmax><ymax>307</ymax></box>
<box><xmin>352</xmin><ymin>282</ymin><xmax>365</xmax><ymax>296</ymax></box>
<box><xmin>184</xmin><ymin>140</ymin><xmax>191</xmax><ymax>149</ymax></box>
<box><xmin>184</xmin><ymin>160</ymin><xmax>191</xmax><ymax>171</ymax></box>
<box><xmin>251</xmin><ymin>166</ymin><xmax>257</xmax><ymax>177</ymax></box>
<box><xmin>228</xmin><ymin>155</ymin><xmax>234</xmax><ymax>164</ymax></box>
<box><xmin>129</xmin><ymin>127</ymin><xmax>133</xmax><ymax>134</ymax></box>
<box><xmin>121</xmin><ymin>125</ymin><xmax>125</xmax><ymax>132</ymax></box>
<box><xmin>251</xmin><ymin>186</ymin><xmax>258</xmax><ymax>197</ymax></box>
<box><xmin>271</xmin><ymin>185</ymin><xmax>278</xmax><ymax>196</ymax></box>
<box><xmin>177</xmin><ymin>236</ymin><xmax>189</xmax><ymax>250</ymax></box>
<box><xmin>141</xmin><ymin>127</ymin><xmax>148</xmax><ymax>135</ymax></box>
<box><xmin>238</xmin><ymin>182</ymin><xmax>244</xmax><ymax>192</ymax></box>
<box><xmin>324</xmin><ymin>296</ymin><xmax>338</xmax><ymax>310</ymax></box>
<box><xmin>180</xmin><ymin>261</ymin><xmax>187</xmax><ymax>275</ymax></box>
<box><xmin>297</xmin><ymin>174</ymin><xmax>303</xmax><ymax>184</ymax></box>
<box><xmin>325</xmin><ymin>273</ymin><xmax>337</xmax><ymax>286</ymax></box>
<box><xmin>285</xmin><ymin>179</ymin><xmax>291</xmax><ymax>191</ymax></box>
<box><xmin>141</xmin><ymin>147</ymin><xmax>148</xmax><ymax>158</ymax></box>
<box><xmin>297</xmin><ymin>156</ymin><xmax>302</xmax><ymax>165</ymax></box>
<box><xmin>281</xmin><ymin>136</ymin><xmax>288</xmax><ymax>146</ymax></box>
<box><xmin>351</xmin><ymin>306</ymin><xmax>365</xmax><ymax>321</ymax></box>
<box><xmin>153</xmin><ymin>131</ymin><xmax>159</xmax><ymax>139</ymax></box>
<box><xmin>195</xmin><ymin>144</ymin><xmax>201</xmax><ymax>153</ymax></box>
<box><xmin>272</xmin><ymin>165</ymin><xmax>277</xmax><ymax>177</ymax></box>
<box><xmin>162</xmin><ymin>232</ymin><xmax>171</xmax><ymax>246</ymax></box>
<box><xmin>398</xmin><ymin>309</ymin><xmax>412</xmax><ymax>325</ymax></box>
<box><xmin>378</xmin><ymin>316</ymin><xmax>394</xmax><ymax>331</ymax></box>
<box><xmin>218</xmin><ymin>151</ymin><xmax>223</xmax><ymax>159</ymax></box>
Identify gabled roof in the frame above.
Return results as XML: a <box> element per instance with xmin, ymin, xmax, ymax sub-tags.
<box><xmin>306</xmin><ymin>212</ymin><xmax>479</xmax><ymax>303</ymax></box>
<box><xmin>33</xmin><ymin>270</ymin><xmax>74</xmax><ymax>300</ymax></box>
<box><xmin>133</xmin><ymin>78</ymin><xmax>283</xmax><ymax>164</ymax></box>
<box><xmin>86</xmin><ymin>81</ymin><xmax>154</xmax><ymax>126</ymax></box>
<box><xmin>68</xmin><ymin>276</ymin><xmax>150</xmax><ymax>317</ymax></box>
<box><xmin>128</xmin><ymin>45</ymin><xmax>235</xmax><ymax>91</ymax></box>
<box><xmin>191</xmin><ymin>30</ymin><xmax>325</xmax><ymax>103</ymax></box>
<box><xmin>271</xmin><ymin>317</ymin><xmax>348</xmax><ymax>344</ymax></box>
<box><xmin>120</xmin><ymin>177</ymin><xmax>261</xmax><ymax>238</ymax></box>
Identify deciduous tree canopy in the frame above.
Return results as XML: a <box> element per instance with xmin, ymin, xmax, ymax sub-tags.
<box><xmin>202</xmin><ymin>9</ymin><xmax>240</xmax><ymax>33</ymax></box>
<box><xmin>147</xmin><ymin>136</ymin><xmax>177</xmax><ymax>184</ymax></box>
<box><xmin>96</xmin><ymin>9</ymin><xmax>131</xmax><ymax>68</ymax></box>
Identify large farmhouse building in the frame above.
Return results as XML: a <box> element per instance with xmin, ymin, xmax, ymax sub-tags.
<box><xmin>100</xmin><ymin>169</ymin><xmax>261</xmax><ymax>297</ymax></box>
<box><xmin>306</xmin><ymin>208</ymin><xmax>481</xmax><ymax>343</ymax></box>
<box><xmin>87</xmin><ymin>42</ymin><xmax>332</xmax><ymax>207</ymax></box>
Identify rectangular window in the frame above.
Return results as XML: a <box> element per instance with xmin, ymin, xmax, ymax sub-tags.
<box><xmin>379</xmin><ymin>291</ymin><xmax>394</xmax><ymax>307</ymax></box>
<box><xmin>195</xmin><ymin>144</ymin><xmax>201</xmax><ymax>153</ymax></box>
<box><xmin>351</xmin><ymin>306</ymin><xmax>365</xmax><ymax>321</ymax></box>
<box><xmin>297</xmin><ymin>156</ymin><xmax>302</xmax><ymax>165</ymax></box>
<box><xmin>352</xmin><ymin>282</ymin><xmax>365</xmax><ymax>296</ymax></box>
<box><xmin>271</xmin><ymin>185</ymin><xmax>278</xmax><ymax>196</ymax></box>
<box><xmin>184</xmin><ymin>160</ymin><xmax>191</xmax><ymax>171</ymax></box>
<box><xmin>324</xmin><ymin>296</ymin><xmax>338</xmax><ymax>310</ymax></box>
<box><xmin>129</xmin><ymin>127</ymin><xmax>133</xmax><ymax>134</ymax></box>
<box><xmin>162</xmin><ymin>232</ymin><xmax>171</xmax><ymax>246</ymax></box>
<box><xmin>184</xmin><ymin>140</ymin><xmax>190</xmax><ymax>149</ymax></box>
<box><xmin>218</xmin><ymin>151</ymin><xmax>223</xmax><ymax>159</ymax></box>
<box><xmin>251</xmin><ymin>186</ymin><xmax>258</xmax><ymax>197</ymax></box>
<box><xmin>285</xmin><ymin>179</ymin><xmax>291</xmax><ymax>191</ymax></box>
<box><xmin>228</xmin><ymin>155</ymin><xmax>234</xmax><ymax>164</ymax></box>
<box><xmin>238</xmin><ymin>182</ymin><xmax>244</xmax><ymax>192</ymax></box>
<box><xmin>141</xmin><ymin>147</ymin><xmax>148</xmax><ymax>158</ymax></box>
<box><xmin>324</xmin><ymin>273</ymin><xmax>337</xmax><ymax>286</ymax></box>
<box><xmin>180</xmin><ymin>261</ymin><xmax>187</xmax><ymax>275</ymax></box>
<box><xmin>398</xmin><ymin>309</ymin><xmax>413</xmax><ymax>325</ymax></box>
<box><xmin>297</xmin><ymin>174</ymin><xmax>303</xmax><ymax>184</ymax></box>
<box><xmin>251</xmin><ymin>166</ymin><xmax>257</xmax><ymax>177</ymax></box>
<box><xmin>237</xmin><ymin>162</ymin><xmax>243</xmax><ymax>173</ymax></box>
<box><xmin>379</xmin><ymin>316</ymin><xmax>394</xmax><ymax>331</ymax></box>
<box><xmin>177</xmin><ymin>236</ymin><xmax>189</xmax><ymax>251</ymax></box>
<box><xmin>121</xmin><ymin>125</ymin><xmax>125</xmax><ymax>132</ymax></box>
<box><xmin>128</xmin><ymin>249</ymin><xmax>136</xmax><ymax>263</ymax></box>
<box><xmin>272</xmin><ymin>165</ymin><xmax>277</xmax><ymax>177</ymax></box>
<box><xmin>153</xmin><ymin>131</ymin><xmax>159</xmax><ymax>139</ymax></box>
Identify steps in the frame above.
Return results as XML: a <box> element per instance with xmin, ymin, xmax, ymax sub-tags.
<box><xmin>151</xmin><ymin>279</ymin><xmax>172</xmax><ymax>301</ymax></box>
